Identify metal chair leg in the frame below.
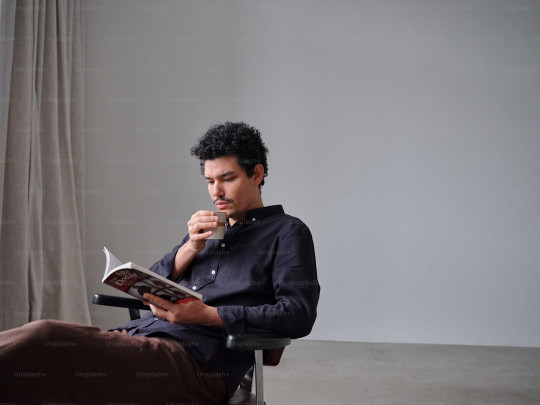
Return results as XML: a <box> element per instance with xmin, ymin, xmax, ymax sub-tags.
<box><xmin>254</xmin><ymin>349</ymin><xmax>264</xmax><ymax>405</ymax></box>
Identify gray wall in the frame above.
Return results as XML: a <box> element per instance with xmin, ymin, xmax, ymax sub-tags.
<box><xmin>85</xmin><ymin>0</ymin><xmax>540</xmax><ymax>347</ymax></box>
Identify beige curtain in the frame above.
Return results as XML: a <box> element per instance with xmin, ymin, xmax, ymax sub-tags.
<box><xmin>0</xmin><ymin>0</ymin><xmax>90</xmax><ymax>330</ymax></box>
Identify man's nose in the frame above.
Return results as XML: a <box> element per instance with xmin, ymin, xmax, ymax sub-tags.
<box><xmin>211</xmin><ymin>182</ymin><xmax>224</xmax><ymax>197</ymax></box>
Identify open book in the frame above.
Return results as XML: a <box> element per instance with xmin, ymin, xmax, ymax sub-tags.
<box><xmin>102</xmin><ymin>247</ymin><xmax>202</xmax><ymax>304</ymax></box>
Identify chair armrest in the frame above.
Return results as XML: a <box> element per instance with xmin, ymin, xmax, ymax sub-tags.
<box><xmin>225</xmin><ymin>334</ymin><xmax>291</xmax><ymax>351</ymax></box>
<box><xmin>92</xmin><ymin>294</ymin><xmax>148</xmax><ymax>311</ymax></box>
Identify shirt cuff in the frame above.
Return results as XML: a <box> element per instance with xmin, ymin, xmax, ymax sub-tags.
<box><xmin>217</xmin><ymin>305</ymin><xmax>246</xmax><ymax>335</ymax></box>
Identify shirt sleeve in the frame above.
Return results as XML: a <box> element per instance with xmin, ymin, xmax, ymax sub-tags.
<box><xmin>217</xmin><ymin>221</ymin><xmax>320</xmax><ymax>339</ymax></box>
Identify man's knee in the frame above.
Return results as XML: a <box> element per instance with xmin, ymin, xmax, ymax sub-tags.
<box><xmin>24</xmin><ymin>319</ymin><xmax>72</xmax><ymax>338</ymax></box>
<box><xmin>11</xmin><ymin>319</ymin><xmax>90</xmax><ymax>351</ymax></box>
<box><xmin>0</xmin><ymin>320</ymin><xmax>60</xmax><ymax>365</ymax></box>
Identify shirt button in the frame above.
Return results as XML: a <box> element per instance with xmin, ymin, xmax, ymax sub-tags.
<box><xmin>211</xmin><ymin>270</ymin><xmax>216</xmax><ymax>275</ymax></box>
<box><xmin>221</xmin><ymin>242</ymin><xmax>226</xmax><ymax>247</ymax></box>
<box><xmin>192</xmin><ymin>286</ymin><xmax>197</xmax><ymax>291</ymax></box>
<box><xmin>252</xmin><ymin>218</ymin><xmax>256</xmax><ymax>222</ymax></box>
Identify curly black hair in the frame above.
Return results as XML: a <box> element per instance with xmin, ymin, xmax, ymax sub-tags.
<box><xmin>191</xmin><ymin>122</ymin><xmax>269</xmax><ymax>189</ymax></box>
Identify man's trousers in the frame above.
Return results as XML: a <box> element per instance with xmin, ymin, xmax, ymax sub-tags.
<box><xmin>0</xmin><ymin>320</ymin><xmax>227</xmax><ymax>405</ymax></box>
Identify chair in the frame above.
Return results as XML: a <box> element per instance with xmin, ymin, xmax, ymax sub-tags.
<box><xmin>92</xmin><ymin>294</ymin><xmax>290</xmax><ymax>405</ymax></box>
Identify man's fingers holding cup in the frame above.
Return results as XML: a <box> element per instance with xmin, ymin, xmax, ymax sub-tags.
<box><xmin>192</xmin><ymin>210</ymin><xmax>218</xmax><ymax>221</ymax></box>
<box><xmin>188</xmin><ymin>217</ymin><xmax>217</xmax><ymax>230</ymax></box>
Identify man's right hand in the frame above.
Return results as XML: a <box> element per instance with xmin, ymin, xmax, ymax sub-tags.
<box><xmin>171</xmin><ymin>210</ymin><xmax>219</xmax><ymax>281</ymax></box>
<box><xmin>186</xmin><ymin>210</ymin><xmax>219</xmax><ymax>251</ymax></box>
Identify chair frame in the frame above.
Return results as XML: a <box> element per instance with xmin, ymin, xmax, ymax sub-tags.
<box><xmin>92</xmin><ymin>294</ymin><xmax>290</xmax><ymax>405</ymax></box>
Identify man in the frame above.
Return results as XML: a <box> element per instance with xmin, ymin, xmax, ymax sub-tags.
<box><xmin>0</xmin><ymin>122</ymin><xmax>320</xmax><ymax>404</ymax></box>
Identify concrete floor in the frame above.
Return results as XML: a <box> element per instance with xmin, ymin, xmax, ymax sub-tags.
<box><xmin>262</xmin><ymin>340</ymin><xmax>540</xmax><ymax>404</ymax></box>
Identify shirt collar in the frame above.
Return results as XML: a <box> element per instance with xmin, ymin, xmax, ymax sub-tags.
<box><xmin>227</xmin><ymin>205</ymin><xmax>284</xmax><ymax>228</ymax></box>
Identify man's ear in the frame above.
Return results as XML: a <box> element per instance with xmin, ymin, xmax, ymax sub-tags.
<box><xmin>252</xmin><ymin>163</ymin><xmax>265</xmax><ymax>186</ymax></box>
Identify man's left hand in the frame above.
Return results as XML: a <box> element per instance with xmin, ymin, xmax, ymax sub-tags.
<box><xmin>143</xmin><ymin>293</ymin><xmax>224</xmax><ymax>328</ymax></box>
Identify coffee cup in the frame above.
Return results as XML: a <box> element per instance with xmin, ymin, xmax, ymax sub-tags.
<box><xmin>207</xmin><ymin>211</ymin><xmax>227</xmax><ymax>240</ymax></box>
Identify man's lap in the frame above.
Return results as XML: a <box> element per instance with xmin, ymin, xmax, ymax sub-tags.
<box><xmin>0</xmin><ymin>319</ymin><xmax>226</xmax><ymax>404</ymax></box>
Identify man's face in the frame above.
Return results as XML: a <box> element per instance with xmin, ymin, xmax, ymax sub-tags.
<box><xmin>204</xmin><ymin>156</ymin><xmax>263</xmax><ymax>224</ymax></box>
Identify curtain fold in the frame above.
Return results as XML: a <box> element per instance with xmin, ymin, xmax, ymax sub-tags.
<box><xmin>0</xmin><ymin>0</ymin><xmax>90</xmax><ymax>330</ymax></box>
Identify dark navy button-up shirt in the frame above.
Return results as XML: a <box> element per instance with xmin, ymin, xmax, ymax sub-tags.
<box><xmin>113</xmin><ymin>205</ymin><xmax>320</xmax><ymax>398</ymax></box>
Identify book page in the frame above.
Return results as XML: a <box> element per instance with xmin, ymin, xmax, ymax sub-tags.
<box><xmin>103</xmin><ymin>247</ymin><xmax>123</xmax><ymax>276</ymax></box>
<box><xmin>101</xmin><ymin>247</ymin><xmax>203</xmax><ymax>302</ymax></box>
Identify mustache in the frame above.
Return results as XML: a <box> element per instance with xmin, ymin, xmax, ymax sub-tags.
<box><xmin>213</xmin><ymin>197</ymin><xmax>233</xmax><ymax>204</ymax></box>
